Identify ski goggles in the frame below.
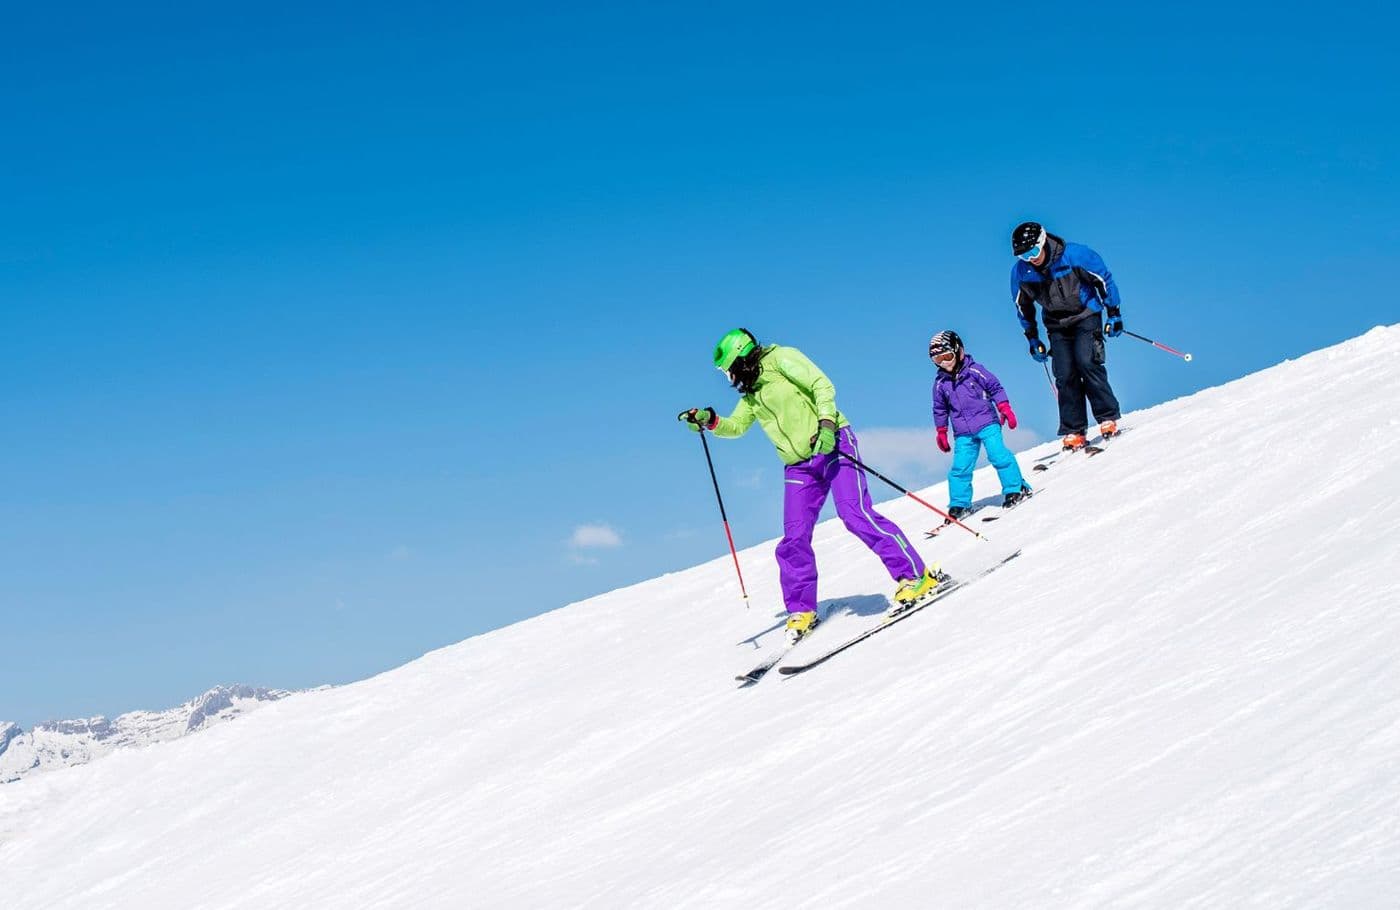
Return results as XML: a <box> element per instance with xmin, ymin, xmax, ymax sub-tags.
<box><xmin>931</xmin><ymin>349</ymin><xmax>957</xmax><ymax>366</ymax></box>
<box><xmin>1016</xmin><ymin>227</ymin><xmax>1048</xmax><ymax>261</ymax></box>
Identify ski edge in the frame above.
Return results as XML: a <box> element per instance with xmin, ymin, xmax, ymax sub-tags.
<box><xmin>777</xmin><ymin>549</ymin><xmax>1023</xmax><ymax>676</ymax></box>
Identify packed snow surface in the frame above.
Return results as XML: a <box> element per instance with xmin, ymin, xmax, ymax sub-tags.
<box><xmin>2</xmin><ymin>327</ymin><xmax>1399</xmax><ymax>908</ymax></box>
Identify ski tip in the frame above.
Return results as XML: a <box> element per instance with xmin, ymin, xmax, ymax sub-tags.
<box><xmin>777</xmin><ymin>666</ymin><xmax>804</xmax><ymax>676</ymax></box>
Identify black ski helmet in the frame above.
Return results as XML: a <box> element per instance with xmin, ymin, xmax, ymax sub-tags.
<box><xmin>928</xmin><ymin>330</ymin><xmax>964</xmax><ymax>363</ymax></box>
<box><xmin>1012</xmin><ymin>221</ymin><xmax>1046</xmax><ymax>257</ymax></box>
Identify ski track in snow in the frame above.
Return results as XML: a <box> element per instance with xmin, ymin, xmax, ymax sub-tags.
<box><xmin>2</xmin><ymin>326</ymin><xmax>1400</xmax><ymax>908</ymax></box>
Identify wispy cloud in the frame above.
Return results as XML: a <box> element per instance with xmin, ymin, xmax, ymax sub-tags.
<box><xmin>568</xmin><ymin>524</ymin><xmax>623</xmax><ymax>549</ymax></box>
<box><xmin>854</xmin><ymin>426</ymin><xmax>1046</xmax><ymax>490</ymax></box>
<box><xmin>566</xmin><ymin>523</ymin><xmax>623</xmax><ymax>566</ymax></box>
<box><xmin>733</xmin><ymin>468</ymin><xmax>766</xmax><ymax>490</ymax></box>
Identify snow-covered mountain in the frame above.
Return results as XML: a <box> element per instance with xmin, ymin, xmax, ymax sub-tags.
<box><xmin>1</xmin><ymin>327</ymin><xmax>1398</xmax><ymax>908</ymax></box>
<box><xmin>0</xmin><ymin>685</ymin><xmax>292</xmax><ymax>784</ymax></box>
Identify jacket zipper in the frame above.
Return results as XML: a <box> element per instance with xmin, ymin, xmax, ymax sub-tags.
<box><xmin>753</xmin><ymin>386</ymin><xmax>807</xmax><ymax>458</ymax></box>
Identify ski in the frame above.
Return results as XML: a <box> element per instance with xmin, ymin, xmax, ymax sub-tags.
<box><xmin>1032</xmin><ymin>444</ymin><xmax>1104</xmax><ymax>472</ymax></box>
<box><xmin>980</xmin><ymin>491</ymin><xmax>1036</xmax><ymax>521</ymax></box>
<box><xmin>924</xmin><ymin>508</ymin><xmax>984</xmax><ymax>538</ymax></box>
<box><xmin>736</xmin><ymin>645</ymin><xmax>797</xmax><ymax>686</ymax></box>
<box><xmin>736</xmin><ymin>607</ymin><xmax>830</xmax><ymax>686</ymax></box>
<box><xmin>777</xmin><ymin>549</ymin><xmax>1023</xmax><ymax>676</ymax></box>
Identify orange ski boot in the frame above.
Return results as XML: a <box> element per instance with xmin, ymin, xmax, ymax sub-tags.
<box><xmin>1062</xmin><ymin>432</ymin><xmax>1087</xmax><ymax>451</ymax></box>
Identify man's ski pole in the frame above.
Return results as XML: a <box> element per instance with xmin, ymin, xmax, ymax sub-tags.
<box><xmin>1043</xmin><ymin>361</ymin><xmax>1058</xmax><ymax>400</ymax></box>
<box><xmin>836</xmin><ymin>451</ymin><xmax>989</xmax><ymax>542</ymax></box>
<box><xmin>698</xmin><ymin>429</ymin><xmax>751</xmax><ymax>608</ymax></box>
<box><xmin>1123</xmin><ymin>330</ymin><xmax>1193</xmax><ymax>362</ymax></box>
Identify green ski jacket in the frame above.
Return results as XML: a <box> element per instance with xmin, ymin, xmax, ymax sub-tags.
<box><xmin>711</xmin><ymin>345</ymin><xmax>849</xmax><ymax>465</ymax></box>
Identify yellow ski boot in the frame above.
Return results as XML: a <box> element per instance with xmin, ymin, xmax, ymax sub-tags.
<box><xmin>784</xmin><ymin>610</ymin><xmax>820</xmax><ymax>646</ymax></box>
<box><xmin>889</xmin><ymin>566</ymin><xmax>946</xmax><ymax>616</ymax></box>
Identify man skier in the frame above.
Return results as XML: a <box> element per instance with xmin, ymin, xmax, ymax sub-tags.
<box><xmin>1010</xmin><ymin>221</ymin><xmax>1124</xmax><ymax>449</ymax></box>
<box><xmin>679</xmin><ymin>328</ymin><xmax>940</xmax><ymax>644</ymax></box>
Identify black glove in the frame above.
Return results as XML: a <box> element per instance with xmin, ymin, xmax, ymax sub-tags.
<box><xmin>678</xmin><ymin>407</ymin><xmax>717</xmax><ymax>432</ymax></box>
<box><xmin>1104</xmin><ymin>307</ymin><xmax>1123</xmax><ymax>338</ymax></box>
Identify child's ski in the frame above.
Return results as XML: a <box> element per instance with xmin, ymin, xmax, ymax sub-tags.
<box><xmin>924</xmin><ymin>508</ymin><xmax>984</xmax><ymax>538</ymax></box>
<box><xmin>980</xmin><ymin>490</ymin><xmax>1037</xmax><ymax>521</ymax></box>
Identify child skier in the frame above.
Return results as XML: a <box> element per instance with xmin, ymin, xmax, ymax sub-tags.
<box><xmin>680</xmin><ymin>328</ymin><xmax>941</xmax><ymax>642</ymax></box>
<box><xmin>929</xmin><ymin>330</ymin><xmax>1031</xmax><ymax>523</ymax></box>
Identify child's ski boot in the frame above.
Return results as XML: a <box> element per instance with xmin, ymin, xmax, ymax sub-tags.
<box><xmin>1002</xmin><ymin>485</ymin><xmax>1033</xmax><ymax>508</ymax></box>
<box><xmin>925</xmin><ymin>506</ymin><xmax>973</xmax><ymax>538</ymax></box>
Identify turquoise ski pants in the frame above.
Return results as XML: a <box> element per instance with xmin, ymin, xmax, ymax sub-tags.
<box><xmin>947</xmin><ymin>423</ymin><xmax>1026</xmax><ymax>509</ymax></box>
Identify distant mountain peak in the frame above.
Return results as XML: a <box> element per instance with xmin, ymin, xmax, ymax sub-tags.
<box><xmin>0</xmin><ymin>721</ymin><xmax>22</xmax><ymax>759</ymax></box>
<box><xmin>1</xmin><ymin>684</ymin><xmax>295</xmax><ymax>784</ymax></box>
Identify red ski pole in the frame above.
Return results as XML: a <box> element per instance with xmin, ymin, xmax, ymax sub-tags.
<box><xmin>837</xmin><ymin>451</ymin><xmax>990</xmax><ymax>542</ymax></box>
<box><xmin>1123</xmin><ymin>330</ymin><xmax>1193</xmax><ymax>362</ymax></box>
<box><xmin>698</xmin><ymin>429</ymin><xmax>751</xmax><ymax>608</ymax></box>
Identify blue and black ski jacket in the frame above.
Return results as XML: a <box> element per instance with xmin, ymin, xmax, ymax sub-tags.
<box><xmin>1010</xmin><ymin>234</ymin><xmax>1121</xmax><ymax>336</ymax></box>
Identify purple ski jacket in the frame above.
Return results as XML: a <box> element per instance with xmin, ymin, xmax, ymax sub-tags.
<box><xmin>932</xmin><ymin>355</ymin><xmax>1010</xmax><ymax>437</ymax></box>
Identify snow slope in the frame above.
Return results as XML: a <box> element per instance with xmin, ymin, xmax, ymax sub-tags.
<box><xmin>2</xmin><ymin>327</ymin><xmax>1399</xmax><ymax>908</ymax></box>
<box><xmin>0</xmin><ymin>686</ymin><xmax>294</xmax><ymax>784</ymax></box>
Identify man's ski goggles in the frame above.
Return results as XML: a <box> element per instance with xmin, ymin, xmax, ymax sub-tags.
<box><xmin>1017</xmin><ymin>227</ymin><xmax>1048</xmax><ymax>261</ymax></box>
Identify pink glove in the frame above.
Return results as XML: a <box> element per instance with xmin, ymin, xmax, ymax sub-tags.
<box><xmin>997</xmin><ymin>401</ymin><xmax>1017</xmax><ymax>430</ymax></box>
<box><xmin>935</xmin><ymin>425</ymin><xmax>951</xmax><ymax>453</ymax></box>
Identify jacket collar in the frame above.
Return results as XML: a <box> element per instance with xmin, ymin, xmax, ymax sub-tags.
<box><xmin>1032</xmin><ymin>234</ymin><xmax>1067</xmax><ymax>275</ymax></box>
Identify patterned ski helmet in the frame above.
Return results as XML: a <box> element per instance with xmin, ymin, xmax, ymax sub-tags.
<box><xmin>713</xmin><ymin>328</ymin><xmax>758</xmax><ymax>372</ymax></box>
<box><xmin>1012</xmin><ymin>221</ymin><xmax>1047</xmax><ymax>257</ymax></box>
<box><xmin>928</xmin><ymin>330</ymin><xmax>964</xmax><ymax>363</ymax></box>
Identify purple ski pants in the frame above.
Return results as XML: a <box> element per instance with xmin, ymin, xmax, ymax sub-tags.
<box><xmin>777</xmin><ymin>427</ymin><xmax>926</xmax><ymax>614</ymax></box>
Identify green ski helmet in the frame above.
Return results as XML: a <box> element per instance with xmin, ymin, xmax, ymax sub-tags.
<box><xmin>713</xmin><ymin>328</ymin><xmax>758</xmax><ymax>373</ymax></box>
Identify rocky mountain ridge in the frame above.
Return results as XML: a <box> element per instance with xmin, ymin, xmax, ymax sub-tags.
<box><xmin>1</xmin><ymin>685</ymin><xmax>293</xmax><ymax>784</ymax></box>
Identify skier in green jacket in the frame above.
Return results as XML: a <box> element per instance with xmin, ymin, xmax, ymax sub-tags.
<box><xmin>680</xmin><ymin>328</ymin><xmax>941</xmax><ymax>644</ymax></box>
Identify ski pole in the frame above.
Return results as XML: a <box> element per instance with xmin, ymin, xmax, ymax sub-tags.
<box><xmin>1043</xmin><ymin>361</ymin><xmax>1058</xmax><ymax>400</ymax></box>
<box><xmin>698</xmin><ymin>429</ymin><xmax>750</xmax><ymax>608</ymax></box>
<box><xmin>836</xmin><ymin>451</ymin><xmax>990</xmax><ymax>542</ymax></box>
<box><xmin>1123</xmin><ymin>330</ymin><xmax>1193</xmax><ymax>362</ymax></box>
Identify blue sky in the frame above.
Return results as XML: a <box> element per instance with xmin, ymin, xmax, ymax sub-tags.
<box><xmin>3</xmin><ymin>2</ymin><xmax>1396</xmax><ymax>725</ymax></box>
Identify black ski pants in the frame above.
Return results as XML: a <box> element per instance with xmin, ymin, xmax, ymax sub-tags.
<box><xmin>1049</xmin><ymin>313</ymin><xmax>1121</xmax><ymax>436</ymax></box>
